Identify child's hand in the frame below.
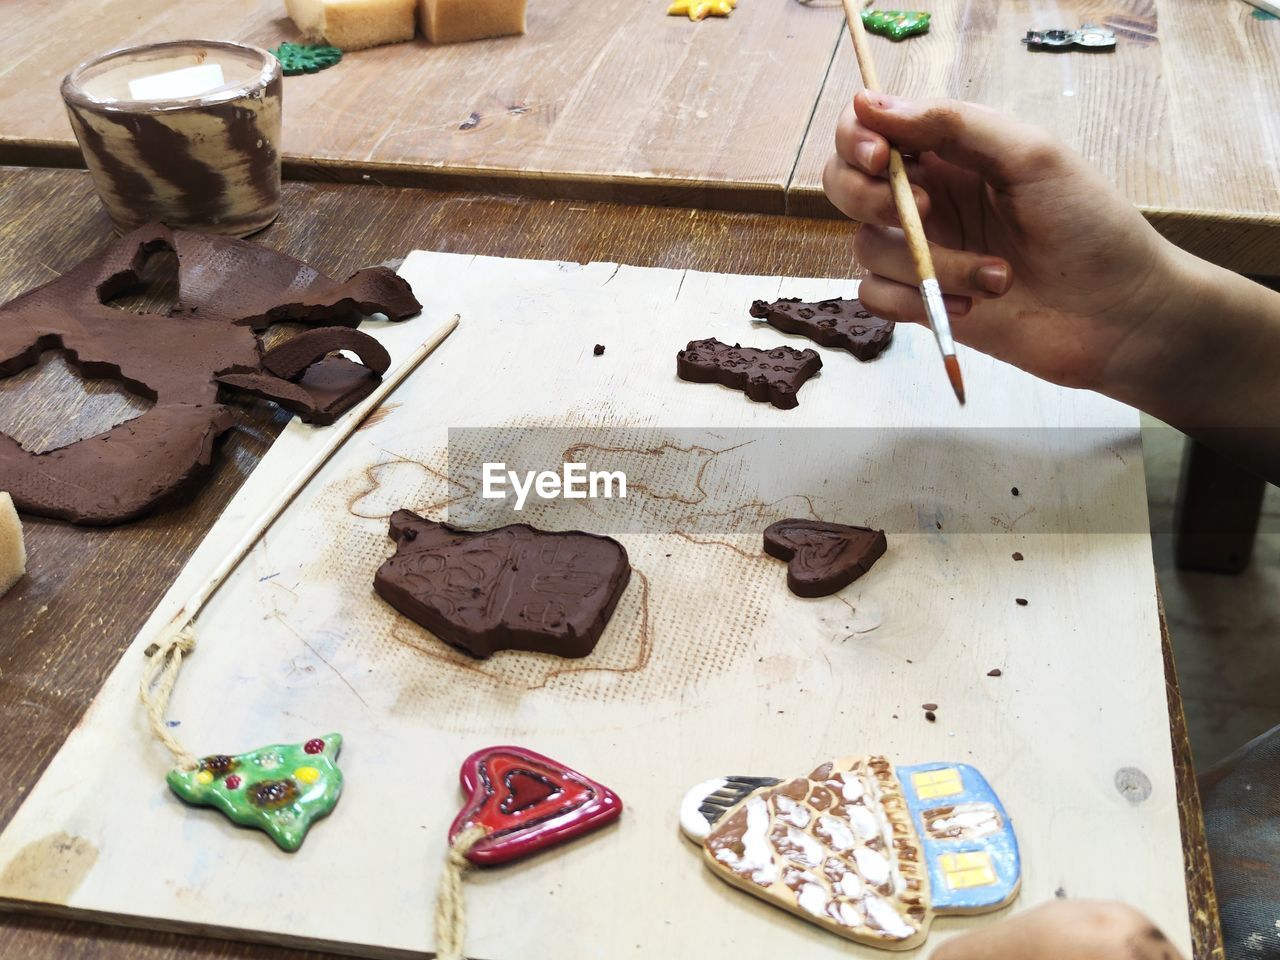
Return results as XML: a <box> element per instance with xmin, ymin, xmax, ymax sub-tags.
<box><xmin>931</xmin><ymin>901</ymin><xmax>1185</xmax><ymax>960</ymax></box>
<box><xmin>823</xmin><ymin>92</ymin><xmax>1187</xmax><ymax>395</ymax></box>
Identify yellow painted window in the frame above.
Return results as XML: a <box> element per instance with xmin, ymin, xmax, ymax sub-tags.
<box><xmin>939</xmin><ymin>851</ymin><xmax>997</xmax><ymax>889</ymax></box>
<box><xmin>911</xmin><ymin>767</ymin><xmax>963</xmax><ymax>799</ymax></box>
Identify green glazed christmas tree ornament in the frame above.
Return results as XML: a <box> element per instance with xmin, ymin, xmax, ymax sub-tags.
<box><xmin>861</xmin><ymin>9</ymin><xmax>932</xmax><ymax>41</ymax></box>
<box><xmin>271</xmin><ymin>42</ymin><xmax>343</xmax><ymax>76</ymax></box>
<box><xmin>167</xmin><ymin>734</ymin><xmax>344</xmax><ymax>851</ymax></box>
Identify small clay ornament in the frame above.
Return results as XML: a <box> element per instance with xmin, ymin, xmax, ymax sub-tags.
<box><xmin>435</xmin><ymin>747</ymin><xmax>622</xmax><ymax>960</ymax></box>
<box><xmin>167</xmin><ymin>735</ymin><xmax>344</xmax><ymax>851</ymax></box>
<box><xmin>764</xmin><ymin>519</ymin><xmax>887</xmax><ymax>597</ymax></box>
<box><xmin>667</xmin><ymin>0</ymin><xmax>736</xmax><ymax>20</ymax></box>
<box><xmin>676</xmin><ymin>338</ymin><xmax>822</xmax><ymax>409</ymax></box>
<box><xmin>861</xmin><ymin>9</ymin><xmax>932</xmax><ymax>40</ymax></box>
<box><xmin>749</xmin><ymin>297</ymin><xmax>893</xmax><ymax>361</ymax></box>
<box><xmin>449</xmin><ymin>746</ymin><xmax>623</xmax><ymax>865</ymax></box>
<box><xmin>680</xmin><ymin>756</ymin><xmax>1020</xmax><ymax>950</ymax></box>
<box><xmin>0</xmin><ymin>223</ymin><xmax>421</xmax><ymax>524</ymax></box>
<box><xmin>271</xmin><ymin>42</ymin><xmax>343</xmax><ymax>75</ymax></box>
<box><xmin>1023</xmin><ymin>24</ymin><xmax>1116</xmax><ymax>51</ymax></box>
<box><xmin>373</xmin><ymin>510</ymin><xmax>632</xmax><ymax>659</ymax></box>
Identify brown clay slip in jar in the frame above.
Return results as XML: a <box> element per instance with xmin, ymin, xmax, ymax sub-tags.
<box><xmin>62</xmin><ymin>40</ymin><xmax>282</xmax><ymax>237</ymax></box>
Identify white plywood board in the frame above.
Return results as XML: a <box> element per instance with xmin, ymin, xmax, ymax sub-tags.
<box><xmin>0</xmin><ymin>252</ymin><xmax>1187</xmax><ymax>958</ymax></box>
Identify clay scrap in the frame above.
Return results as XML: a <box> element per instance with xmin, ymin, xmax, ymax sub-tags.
<box><xmin>764</xmin><ymin>519</ymin><xmax>887</xmax><ymax>597</ymax></box>
<box><xmin>167</xmin><ymin>734</ymin><xmax>344</xmax><ymax>852</ymax></box>
<box><xmin>749</xmin><ymin>297</ymin><xmax>893</xmax><ymax>361</ymax></box>
<box><xmin>0</xmin><ymin>223</ymin><xmax>421</xmax><ymax>525</ymax></box>
<box><xmin>680</xmin><ymin>756</ymin><xmax>1021</xmax><ymax>950</ymax></box>
<box><xmin>373</xmin><ymin>509</ymin><xmax>632</xmax><ymax>659</ymax></box>
<box><xmin>676</xmin><ymin>338</ymin><xmax>822</xmax><ymax>409</ymax></box>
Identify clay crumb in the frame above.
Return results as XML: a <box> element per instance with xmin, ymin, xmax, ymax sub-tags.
<box><xmin>922</xmin><ymin>702</ymin><xmax>938</xmax><ymax>711</ymax></box>
<box><xmin>1012</xmin><ymin>551</ymin><xmax>1024</xmax><ymax>561</ymax></box>
<box><xmin>924</xmin><ymin>711</ymin><xmax>937</xmax><ymax>723</ymax></box>
<box><xmin>987</xmin><ymin>668</ymin><xmax>1003</xmax><ymax>677</ymax></box>
<box><xmin>1015</xmin><ymin>597</ymin><xmax>1029</xmax><ymax>606</ymax></box>
<box><xmin>593</xmin><ymin>344</ymin><xmax>605</xmax><ymax>356</ymax></box>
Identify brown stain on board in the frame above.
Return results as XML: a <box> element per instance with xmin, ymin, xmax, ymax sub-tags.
<box><xmin>312</xmin><ymin>418</ymin><xmax>814</xmax><ymax>720</ymax></box>
<box><xmin>561</xmin><ymin>437</ymin><xmax>756</xmax><ymax>507</ymax></box>
<box><xmin>531</xmin><ymin>567</ymin><xmax>654</xmax><ymax>690</ymax></box>
<box><xmin>345</xmin><ymin>448</ymin><xmax>475</xmax><ymax>520</ymax></box>
<box><xmin>672</xmin><ymin>530</ymin><xmax>761</xmax><ymax>561</ymax></box>
<box><xmin>354</xmin><ymin>402</ymin><xmax>401</xmax><ymax>432</ymax></box>
<box><xmin>0</xmin><ymin>833</ymin><xmax>98</xmax><ymax>903</ymax></box>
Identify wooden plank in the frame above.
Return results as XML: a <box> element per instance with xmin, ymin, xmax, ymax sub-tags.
<box><xmin>0</xmin><ymin>0</ymin><xmax>846</xmax><ymax>213</ymax></box>
<box><xmin>0</xmin><ymin>167</ymin><xmax>1216</xmax><ymax>958</ymax></box>
<box><xmin>788</xmin><ymin>0</ymin><xmax>1280</xmax><ymax>275</ymax></box>
<box><xmin>0</xmin><ymin>245</ymin><xmax>1189</xmax><ymax>957</ymax></box>
<box><xmin>1161</xmin><ymin>587</ymin><xmax>1226</xmax><ymax>960</ymax></box>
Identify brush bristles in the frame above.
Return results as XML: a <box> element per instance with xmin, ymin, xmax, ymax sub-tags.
<box><xmin>945</xmin><ymin>354</ymin><xmax>966</xmax><ymax>405</ymax></box>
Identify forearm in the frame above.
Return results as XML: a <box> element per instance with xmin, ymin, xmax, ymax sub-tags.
<box><xmin>1111</xmin><ymin>249</ymin><xmax>1280</xmax><ymax>486</ymax></box>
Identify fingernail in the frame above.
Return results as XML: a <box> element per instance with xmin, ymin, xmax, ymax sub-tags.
<box><xmin>943</xmin><ymin>294</ymin><xmax>972</xmax><ymax>316</ymax></box>
<box><xmin>977</xmin><ymin>264</ymin><xmax>1010</xmax><ymax>295</ymax></box>
<box><xmin>854</xmin><ymin>141</ymin><xmax>878</xmax><ymax>173</ymax></box>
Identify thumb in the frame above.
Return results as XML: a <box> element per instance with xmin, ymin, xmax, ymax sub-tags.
<box><xmin>853</xmin><ymin>91</ymin><xmax>1060</xmax><ymax>189</ymax></box>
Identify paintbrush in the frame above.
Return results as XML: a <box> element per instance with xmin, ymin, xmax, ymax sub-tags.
<box><xmin>840</xmin><ymin>0</ymin><xmax>965</xmax><ymax>404</ymax></box>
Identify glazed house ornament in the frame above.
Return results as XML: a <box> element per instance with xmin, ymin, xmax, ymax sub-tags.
<box><xmin>681</xmin><ymin>755</ymin><xmax>1020</xmax><ymax>950</ymax></box>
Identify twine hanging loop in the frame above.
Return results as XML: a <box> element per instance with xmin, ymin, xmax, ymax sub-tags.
<box><xmin>434</xmin><ymin>825</ymin><xmax>488</xmax><ymax>960</ymax></box>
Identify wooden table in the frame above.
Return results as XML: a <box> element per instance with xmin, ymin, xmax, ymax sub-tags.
<box><xmin>790</xmin><ymin>0</ymin><xmax>1280</xmax><ymax>276</ymax></box>
<box><xmin>0</xmin><ymin>1</ymin><xmax>1276</xmax><ymax>273</ymax></box>
<box><xmin>0</xmin><ymin>0</ymin><xmax>848</xmax><ymax>213</ymax></box>
<box><xmin>0</xmin><ymin>166</ymin><xmax>1222</xmax><ymax>959</ymax></box>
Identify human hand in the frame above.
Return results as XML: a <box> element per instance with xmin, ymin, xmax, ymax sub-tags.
<box><xmin>930</xmin><ymin>900</ymin><xmax>1186</xmax><ymax>960</ymax></box>
<box><xmin>823</xmin><ymin>92</ymin><xmax>1193</xmax><ymax>396</ymax></box>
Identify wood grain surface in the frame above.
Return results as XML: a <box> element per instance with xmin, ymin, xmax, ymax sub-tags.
<box><xmin>0</xmin><ymin>1</ymin><xmax>1273</xmax><ymax>270</ymax></box>
<box><xmin>0</xmin><ymin>167</ymin><xmax>1219</xmax><ymax>958</ymax></box>
<box><xmin>788</xmin><ymin>0</ymin><xmax>1280</xmax><ymax>274</ymax></box>
<box><xmin>0</xmin><ymin>0</ymin><xmax>846</xmax><ymax>212</ymax></box>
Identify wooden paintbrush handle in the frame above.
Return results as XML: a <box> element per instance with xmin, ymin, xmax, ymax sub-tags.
<box><xmin>886</xmin><ymin>149</ymin><xmax>937</xmax><ymax>281</ymax></box>
<box><xmin>841</xmin><ymin>0</ymin><xmax>938</xmax><ymax>284</ymax></box>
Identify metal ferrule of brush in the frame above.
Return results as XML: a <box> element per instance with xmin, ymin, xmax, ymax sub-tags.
<box><xmin>920</xmin><ymin>277</ymin><xmax>957</xmax><ymax>357</ymax></box>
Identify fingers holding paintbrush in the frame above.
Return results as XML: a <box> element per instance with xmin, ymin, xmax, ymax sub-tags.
<box><xmin>838</xmin><ymin>0</ymin><xmax>966</xmax><ymax>403</ymax></box>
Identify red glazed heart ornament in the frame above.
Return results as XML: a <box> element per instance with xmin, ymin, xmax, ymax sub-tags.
<box><xmin>448</xmin><ymin>746</ymin><xmax>622</xmax><ymax>865</ymax></box>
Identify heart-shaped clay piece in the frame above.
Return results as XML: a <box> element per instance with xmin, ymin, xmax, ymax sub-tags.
<box><xmin>763</xmin><ymin>519</ymin><xmax>887</xmax><ymax>597</ymax></box>
<box><xmin>448</xmin><ymin>746</ymin><xmax>622</xmax><ymax>865</ymax></box>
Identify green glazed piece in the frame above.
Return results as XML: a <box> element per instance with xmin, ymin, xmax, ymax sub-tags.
<box><xmin>271</xmin><ymin>42</ymin><xmax>343</xmax><ymax>76</ymax></box>
<box><xmin>861</xmin><ymin>9</ymin><xmax>932</xmax><ymax>41</ymax></box>
<box><xmin>167</xmin><ymin>734</ymin><xmax>344</xmax><ymax>851</ymax></box>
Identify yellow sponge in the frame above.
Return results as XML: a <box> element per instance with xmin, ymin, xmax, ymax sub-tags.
<box><xmin>418</xmin><ymin>0</ymin><xmax>526</xmax><ymax>44</ymax></box>
<box><xmin>0</xmin><ymin>493</ymin><xmax>25</xmax><ymax>599</ymax></box>
<box><xmin>285</xmin><ymin>0</ymin><xmax>417</xmax><ymax>51</ymax></box>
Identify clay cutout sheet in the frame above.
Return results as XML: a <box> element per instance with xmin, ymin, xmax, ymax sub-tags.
<box><xmin>0</xmin><ymin>253</ymin><xmax>1189</xmax><ymax>959</ymax></box>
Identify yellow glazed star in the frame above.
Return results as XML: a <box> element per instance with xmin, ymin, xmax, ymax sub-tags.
<box><xmin>668</xmin><ymin>0</ymin><xmax>737</xmax><ymax>21</ymax></box>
